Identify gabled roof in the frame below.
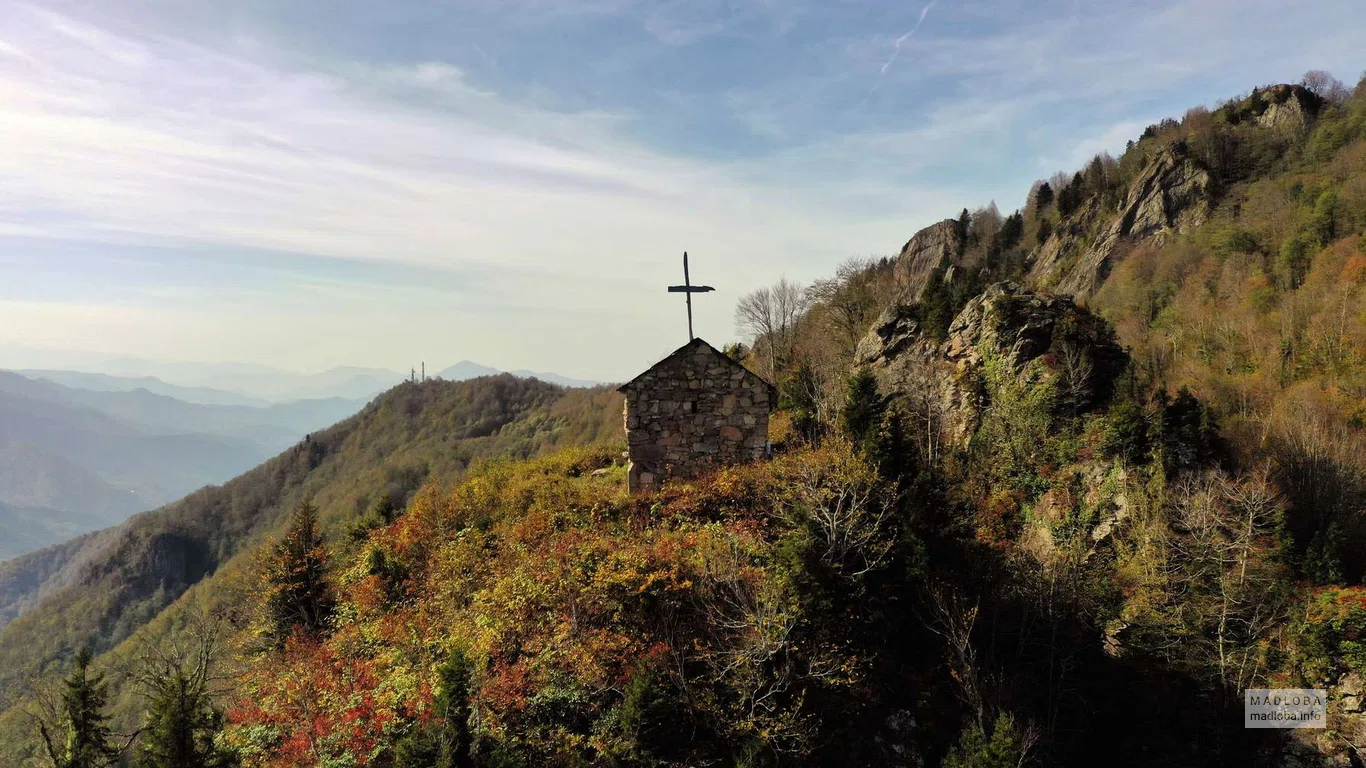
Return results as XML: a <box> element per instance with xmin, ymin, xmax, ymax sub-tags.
<box><xmin>617</xmin><ymin>337</ymin><xmax>774</xmax><ymax>395</ymax></box>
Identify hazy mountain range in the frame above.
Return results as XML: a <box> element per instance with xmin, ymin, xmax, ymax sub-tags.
<box><xmin>436</xmin><ymin>361</ymin><xmax>599</xmax><ymax>388</ymax></box>
<box><xmin>0</xmin><ymin>372</ymin><xmax>368</xmax><ymax>560</ymax></box>
<box><xmin>0</xmin><ymin>362</ymin><xmax>597</xmax><ymax>561</ymax></box>
<box><xmin>9</xmin><ymin>356</ymin><xmax>598</xmax><ymax>402</ymax></box>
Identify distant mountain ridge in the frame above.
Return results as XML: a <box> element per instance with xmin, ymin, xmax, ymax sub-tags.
<box><xmin>16</xmin><ymin>369</ymin><xmax>271</xmax><ymax>407</ymax></box>
<box><xmin>14</xmin><ymin>359</ymin><xmax>599</xmax><ymax>403</ymax></box>
<box><xmin>438</xmin><ymin>360</ymin><xmax>598</xmax><ymax>388</ymax></box>
<box><xmin>8</xmin><ymin>361</ymin><xmax>405</xmax><ymax>402</ymax></box>
<box><xmin>0</xmin><ymin>372</ymin><xmax>373</xmax><ymax>560</ymax></box>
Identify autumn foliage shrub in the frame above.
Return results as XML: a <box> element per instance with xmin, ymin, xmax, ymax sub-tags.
<box><xmin>225</xmin><ymin>442</ymin><xmax>896</xmax><ymax>767</ymax></box>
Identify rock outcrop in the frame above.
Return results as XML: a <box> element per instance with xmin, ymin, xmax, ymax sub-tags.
<box><xmin>1027</xmin><ymin>144</ymin><xmax>1211</xmax><ymax>297</ymax></box>
<box><xmin>1023</xmin><ymin>84</ymin><xmax>1323</xmax><ymax>299</ymax></box>
<box><xmin>856</xmin><ymin>282</ymin><xmax>1126</xmax><ymax>451</ymax></box>
<box><xmin>1221</xmin><ymin>83</ymin><xmax>1323</xmax><ymax>133</ymax></box>
<box><xmin>892</xmin><ymin>219</ymin><xmax>966</xmax><ymax>302</ymax></box>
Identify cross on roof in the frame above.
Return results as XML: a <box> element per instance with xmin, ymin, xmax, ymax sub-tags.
<box><xmin>666</xmin><ymin>252</ymin><xmax>714</xmax><ymax>341</ymax></box>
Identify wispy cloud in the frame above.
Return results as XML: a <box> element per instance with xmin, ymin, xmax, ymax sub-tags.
<box><xmin>879</xmin><ymin>0</ymin><xmax>938</xmax><ymax>76</ymax></box>
<box><xmin>3</xmin><ymin>0</ymin><xmax>1365</xmax><ymax>378</ymax></box>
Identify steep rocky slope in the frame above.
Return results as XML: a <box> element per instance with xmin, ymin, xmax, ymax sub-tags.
<box><xmin>1027</xmin><ymin>144</ymin><xmax>1213</xmax><ymax>295</ymax></box>
<box><xmin>891</xmin><ymin>218</ymin><xmax>967</xmax><ymax>301</ymax></box>
<box><xmin>886</xmin><ymin>84</ymin><xmax>1325</xmax><ymax>304</ymax></box>
<box><xmin>857</xmin><ymin>282</ymin><xmax>1126</xmax><ymax>450</ymax></box>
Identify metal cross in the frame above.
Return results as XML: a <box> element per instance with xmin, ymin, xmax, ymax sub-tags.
<box><xmin>667</xmin><ymin>251</ymin><xmax>714</xmax><ymax>341</ymax></box>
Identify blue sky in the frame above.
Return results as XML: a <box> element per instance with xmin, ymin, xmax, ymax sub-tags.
<box><xmin>1</xmin><ymin>0</ymin><xmax>1363</xmax><ymax>381</ymax></box>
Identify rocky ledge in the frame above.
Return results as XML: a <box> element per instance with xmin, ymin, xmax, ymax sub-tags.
<box><xmin>856</xmin><ymin>282</ymin><xmax>1126</xmax><ymax>450</ymax></box>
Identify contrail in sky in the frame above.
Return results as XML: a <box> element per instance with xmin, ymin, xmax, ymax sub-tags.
<box><xmin>880</xmin><ymin>0</ymin><xmax>938</xmax><ymax>76</ymax></box>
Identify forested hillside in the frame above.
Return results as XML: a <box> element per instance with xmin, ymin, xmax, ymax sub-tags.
<box><xmin>10</xmin><ymin>71</ymin><xmax>1366</xmax><ymax>768</ymax></box>
<box><xmin>0</xmin><ymin>375</ymin><xmax>624</xmax><ymax>764</ymax></box>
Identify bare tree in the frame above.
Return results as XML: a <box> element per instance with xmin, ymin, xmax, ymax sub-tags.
<box><xmin>690</xmin><ymin>538</ymin><xmax>812</xmax><ymax>757</ymax></box>
<box><xmin>1048</xmin><ymin>171</ymin><xmax>1072</xmax><ymax>198</ymax></box>
<box><xmin>970</xmin><ymin>201</ymin><xmax>1003</xmax><ymax>246</ymax></box>
<box><xmin>134</xmin><ymin>604</ymin><xmax>232</xmax><ymax>706</ymax></box>
<box><xmin>735</xmin><ymin>277</ymin><xmax>809</xmax><ymax>380</ymax></box>
<box><xmin>1053</xmin><ymin>338</ymin><xmax>1094</xmax><ymax>414</ymax></box>
<box><xmin>1164</xmin><ymin>470</ymin><xmax>1289</xmax><ymax>690</ymax></box>
<box><xmin>1301</xmin><ymin>69</ymin><xmax>1350</xmax><ymax>104</ymax></box>
<box><xmin>806</xmin><ymin>258</ymin><xmax>891</xmax><ymax>357</ymax></box>
<box><xmin>778</xmin><ymin>443</ymin><xmax>895</xmax><ymax>578</ymax></box>
<box><xmin>925</xmin><ymin>584</ymin><xmax>985</xmax><ymax>726</ymax></box>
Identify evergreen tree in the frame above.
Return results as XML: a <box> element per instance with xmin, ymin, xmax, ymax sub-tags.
<box><xmin>394</xmin><ymin>646</ymin><xmax>473</xmax><ymax>768</ymax></box>
<box><xmin>39</xmin><ymin>649</ymin><xmax>121</xmax><ymax>768</ymax></box>
<box><xmin>1085</xmin><ymin>155</ymin><xmax>1107</xmax><ymax>195</ymax></box>
<box><xmin>135</xmin><ymin>664</ymin><xmax>233</xmax><ymax>768</ymax></box>
<box><xmin>1056</xmin><ymin>172</ymin><xmax>1087</xmax><ymax>218</ymax></box>
<box><xmin>1036</xmin><ymin>217</ymin><xmax>1053</xmax><ymax>245</ymax></box>
<box><xmin>916</xmin><ymin>266</ymin><xmax>957</xmax><ymax>341</ymax></box>
<box><xmin>868</xmin><ymin>404</ymin><xmax>913</xmax><ymax>481</ymax></box>
<box><xmin>779</xmin><ymin>362</ymin><xmax>824</xmax><ymax>443</ymax></box>
<box><xmin>997</xmin><ymin>211</ymin><xmax>1024</xmax><ymax>251</ymax></box>
<box><xmin>943</xmin><ymin>713</ymin><xmax>1025</xmax><ymax>768</ymax></box>
<box><xmin>1033</xmin><ymin>181</ymin><xmax>1054</xmax><ymax>211</ymax></box>
<box><xmin>263</xmin><ymin>501</ymin><xmax>335</xmax><ymax>646</ymax></box>
<box><xmin>346</xmin><ymin>493</ymin><xmax>401</xmax><ymax>543</ymax></box>
<box><xmin>841</xmin><ymin>369</ymin><xmax>885</xmax><ymax>450</ymax></box>
<box><xmin>957</xmin><ymin>208</ymin><xmax>971</xmax><ymax>247</ymax></box>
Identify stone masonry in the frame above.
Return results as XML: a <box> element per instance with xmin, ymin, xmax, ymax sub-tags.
<box><xmin>617</xmin><ymin>338</ymin><xmax>773</xmax><ymax>493</ymax></box>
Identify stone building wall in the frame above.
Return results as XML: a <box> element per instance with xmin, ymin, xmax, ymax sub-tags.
<box><xmin>619</xmin><ymin>339</ymin><xmax>772</xmax><ymax>493</ymax></box>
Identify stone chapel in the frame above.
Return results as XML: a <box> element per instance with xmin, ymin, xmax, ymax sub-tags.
<box><xmin>617</xmin><ymin>338</ymin><xmax>774</xmax><ymax>493</ymax></box>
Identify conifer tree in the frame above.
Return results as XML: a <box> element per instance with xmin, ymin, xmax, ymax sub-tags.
<box><xmin>779</xmin><ymin>361</ymin><xmax>824</xmax><ymax>443</ymax></box>
<box><xmin>1036</xmin><ymin>218</ymin><xmax>1053</xmax><ymax>245</ymax></box>
<box><xmin>135</xmin><ymin>662</ymin><xmax>233</xmax><ymax>768</ymax></box>
<box><xmin>868</xmin><ymin>405</ymin><xmax>914</xmax><ymax>481</ymax></box>
<box><xmin>263</xmin><ymin>501</ymin><xmax>335</xmax><ymax>646</ymax></box>
<box><xmin>841</xmin><ymin>369</ymin><xmax>885</xmax><ymax>450</ymax></box>
<box><xmin>132</xmin><ymin>609</ymin><xmax>234</xmax><ymax>768</ymax></box>
<box><xmin>394</xmin><ymin>646</ymin><xmax>473</xmax><ymax>768</ymax></box>
<box><xmin>1033</xmin><ymin>181</ymin><xmax>1054</xmax><ymax>211</ymax></box>
<box><xmin>38</xmin><ymin>649</ymin><xmax>121</xmax><ymax>768</ymax></box>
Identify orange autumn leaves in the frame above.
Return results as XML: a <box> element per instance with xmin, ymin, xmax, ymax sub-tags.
<box><xmin>224</xmin><ymin>444</ymin><xmax>873</xmax><ymax>767</ymax></box>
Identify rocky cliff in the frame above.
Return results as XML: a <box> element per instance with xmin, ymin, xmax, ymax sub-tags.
<box><xmin>856</xmin><ymin>282</ymin><xmax>1126</xmax><ymax>450</ymax></box>
<box><xmin>891</xmin><ymin>218</ymin><xmax>966</xmax><ymax>302</ymax></box>
<box><xmin>1024</xmin><ymin>84</ymin><xmax>1322</xmax><ymax>298</ymax></box>
<box><xmin>1223</xmin><ymin>83</ymin><xmax>1324</xmax><ymax>132</ymax></box>
<box><xmin>1027</xmin><ymin>144</ymin><xmax>1212</xmax><ymax>297</ymax></box>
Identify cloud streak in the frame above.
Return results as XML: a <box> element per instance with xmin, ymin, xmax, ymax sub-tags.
<box><xmin>879</xmin><ymin>0</ymin><xmax>938</xmax><ymax>76</ymax></box>
<box><xmin>3</xmin><ymin>0</ymin><xmax>1365</xmax><ymax>378</ymax></box>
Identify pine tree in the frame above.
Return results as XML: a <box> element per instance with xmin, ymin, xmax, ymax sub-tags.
<box><xmin>779</xmin><ymin>362</ymin><xmax>824</xmax><ymax>444</ymax></box>
<box><xmin>1085</xmin><ymin>155</ymin><xmax>1107</xmax><ymax>195</ymax></box>
<box><xmin>841</xmin><ymin>369</ymin><xmax>884</xmax><ymax>451</ymax></box>
<box><xmin>136</xmin><ymin>664</ymin><xmax>233</xmax><ymax>768</ymax></box>
<box><xmin>263</xmin><ymin>501</ymin><xmax>335</xmax><ymax>647</ymax></box>
<box><xmin>916</xmin><ymin>266</ymin><xmax>957</xmax><ymax>341</ymax></box>
<box><xmin>39</xmin><ymin>649</ymin><xmax>121</xmax><ymax>768</ymax></box>
<box><xmin>868</xmin><ymin>405</ymin><xmax>913</xmax><ymax>481</ymax></box>
<box><xmin>1033</xmin><ymin>181</ymin><xmax>1054</xmax><ymax>211</ymax></box>
<box><xmin>394</xmin><ymin>646</ymin><xmax>474</xmax><ymax>768</ymax></box>
<box><xmin>997</xmin><ymin>211</ymin><xmax>1024</xmax><ymax>250</ymax></box>
<box><xmin>1036</xmin><ymin>217</ymin><xmax>1053</xmax><ymax>245</ymax></box>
